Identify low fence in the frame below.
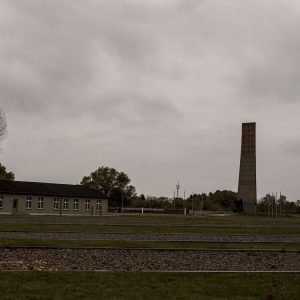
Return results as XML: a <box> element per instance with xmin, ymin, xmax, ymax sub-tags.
<box><xmin>190</xmin><ymin>210</ymin><xmax>232</xmax><ymax>215</ymax></box>
<box><xmin>108</xmin><ymin>208</ymin><xmax>236</xmax><ymax>215</ymax></box>
<box><xmin>108</xmin><ymin>207</ymin><xmax>187</xmax><ymax>215</ymax></box>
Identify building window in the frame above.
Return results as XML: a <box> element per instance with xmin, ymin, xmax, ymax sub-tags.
<box><xmin>26</xmin><ymin>196</ymin><xmax>32</xmax><ymax>209</ymax></box>
<box><xmin>63</xmin><ymin>198</ymin><xmax>69</xmax><ymax>210</ymax></box>
<box><xmin>38</xmin><ymin>197</ymin><xmax>44</xmax><ymax>209</ymax></box>
<box><xmin>73</xmin><ymin>199</ymin><xmax>78</xmax><ymax>210</ymax></box>
<box><xmin>85</xmin><ymin>199</ymin><xmax>90</xmax><ymax>210</ymax></box>
<box><xmin>0</xmin><ymin>195</ymin><xmax>3</xmax><ymax>209</ymax></box>
<box><xmin>54</xmin><ymin>198</ymin><xmax>59</xmax><ymax>210</ymax></box>
<box><xmin>96</xmin><ymin>200</ymin><xmax>101</xmax><ymax>211</ymax></box>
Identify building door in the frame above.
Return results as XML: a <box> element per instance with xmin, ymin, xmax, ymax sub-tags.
<box><xmin>12</xmin><ymin>199</ymin><xmax>18</xmax><ymax>213</ymax></box>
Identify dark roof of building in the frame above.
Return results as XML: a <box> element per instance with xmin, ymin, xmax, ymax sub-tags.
<box><xmin>0</xmin><ymin>180</ymin><xmax>106</xmax><ymax>199</ymax></box>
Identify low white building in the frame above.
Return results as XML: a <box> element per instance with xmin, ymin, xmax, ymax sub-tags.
<box><xmin>0</xmin><ymin>180</ymin><xmax>108</xmax><ymax>216</ymax></box>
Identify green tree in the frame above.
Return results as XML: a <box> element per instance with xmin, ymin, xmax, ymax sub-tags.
<box><xmin>257</xmin><ymin>194</ymin><xmax>300</xmax><ymax>214</ymax></box>
<box><xmin>187</xmin><ymin>190</ymin><xmax>237</xmax><ymax>211</ymax></box>
<box><xmin>0</xmin><ymin>163</ymin><xmax>15</xmax><ymax>181</ymax></box>
<box><xmin>81</xmin><ymin>166</ymin><xmax>136</xmax><ymax>206</ymax></box>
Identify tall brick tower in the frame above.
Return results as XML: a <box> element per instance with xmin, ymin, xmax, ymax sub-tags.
<box><xmin>237</xmin><ymin>122</ymin><xmax>257</xmax><ymax>214</ymax></box>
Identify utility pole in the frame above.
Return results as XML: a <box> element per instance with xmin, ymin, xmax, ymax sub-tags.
<box><xmin>59</xmin><ymin>198</ymin><xmax>62</xmax><ymax>217</ymax></box>
<box><xmin>173</xmin><ymin>191</ymin><xmax>175</xmax><ymax>209</ymax></box>
<box><xmin>176</xmin><ymin>181</ymin><xmax>180</xmax><ymax>198</ymax></box>
<box><xmin>121</xmin><ymin>190</ymin><xmax>124</xmax><ymax>214</ymax></box>
<box><xmin>275</xmin><ymin>192</ymin><xmax>278</xmax><ymax>218</ymax></box>
<box><xmin>271</xmin><ymin>193</ymin><xmax>274</xmax><ymax>218</ymax></box>
<box><xmin>200</xmin><ymin>193</ymin><xmax>204</xmax><ymax>216</ymax></box>
<box><xmin>280</xmin><ymin>192</ymin><xmax>282</xmax><ymax>218</ymax></box>
<box><xmin>183</xmin><ymin>190</ymin><xmax>186</xmax><ymax>214</ymax></box>
<box><xmin>174</xmin><ymin>182</ymin><xmax>180</xmax><ymax>211</ymax></box>
<box><xmin>192</xmin><ymin>191</ymin><xmax>194</xmax><ymax>215</ymax></box>
<box><xmin>268</xmin><ymin>193</ymin><xmax>271</xmax><ymax>217</ymax></box>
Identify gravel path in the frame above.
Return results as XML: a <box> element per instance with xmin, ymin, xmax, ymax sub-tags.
<box><xmin>1</xmin><ymin>231</ymin><xmax>300</xmax><ymax>243</ymax></box>
<box><xmin>0</xmin><ymin>248</ymin><xmax>299</xmax><ymax>271</ymax></box>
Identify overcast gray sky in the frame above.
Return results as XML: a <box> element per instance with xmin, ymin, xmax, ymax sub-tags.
<box><xmin>1</xmin><ymin>0</ymin><xmax>300</xmax><ymax>201</ymax></box>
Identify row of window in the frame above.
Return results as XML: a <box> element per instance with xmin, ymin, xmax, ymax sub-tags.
<box><xmin>242</xmin><ymin>139</ymin><xmax>255</xmax><ymax>144</ymax></box>
<box><xmin>0</xmin><ymin>196</ymin><xmax>102</xmax><ymax>211</ymax></box>
<box><xmin>242</xmin><ymin>151</ymin><xmax>254</xmax><ymax>155</ymax></box>
<box><xmin>25</xmin><ymin>197</ymin><xmax>45</xmax><ymax>209</ymax></box>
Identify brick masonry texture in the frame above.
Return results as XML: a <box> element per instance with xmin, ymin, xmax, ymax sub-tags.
<box><xmin>238</xmin><ymin>123</ymin><xmax>257</xmax><ymax>214</ymax></box>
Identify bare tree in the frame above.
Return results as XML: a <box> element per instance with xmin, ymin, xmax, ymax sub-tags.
<box><xmin>0</xmin><ymin>109</ymin><xmax>7</xmax><ymax>139</ymax></box>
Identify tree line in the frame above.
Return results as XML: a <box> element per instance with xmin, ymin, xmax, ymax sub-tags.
<box><xmin>257</xmin><ymin>193</ymin><xmax>300</xmax><ymax>214</ymax></box>
<box><xmin>0</xmin><ymin>160</ymin><xmax>238</xmax><ymax>211</ymax></box>
<box><xmin>2</xmin><ymin>161</ymin><xmax>300</xmax><ymax>213</ymax></box>
<box><xmin>1</xmin><ymin>108</ymin><xmax>299</xmax><ymax>213</ymax></box>
<box><xmin>127</xmin><ymin>190</ymin><xmax>237</xmax><ymax>211</ymax></box>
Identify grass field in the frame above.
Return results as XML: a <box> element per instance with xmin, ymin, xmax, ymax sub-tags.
<box><xmin>1</xmin><ymin>213</ymin><xmax>300</xmax><ymax>226</ymax></box>
<box><xmin>0</xmin><ymin>214</ymin><xmax>299</xmax><ymax>299</ymax></box>
<box><xmin>1</xmin><ymin>223</ymin><xmax>300</xmax><ymax>235</ymax></box>
<box><xmin>0</xmin><ymin>271</ymin><xmax>299</xmax><ymax>300</ymax></box>
<box><xmin>0</xmin><ymin>238</ymin><xmax>300</xmax><ymax>250</ymax></box>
